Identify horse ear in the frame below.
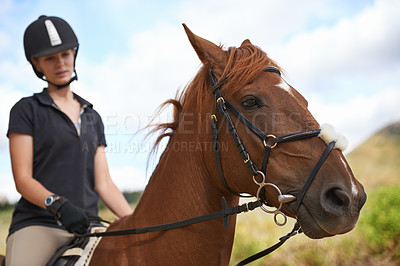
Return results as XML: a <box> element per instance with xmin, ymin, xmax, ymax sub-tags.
<box><xmin>240</xmin><ymin>39</ymin><xmax>252</xmax><ymax>46</ymax></box>
<box><xmin>182</xmin><ymin>23</ymin><xmax>227</xmax><ymax>77</ymax></box>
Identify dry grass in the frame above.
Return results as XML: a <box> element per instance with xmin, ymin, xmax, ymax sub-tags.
<box><xmin>346</xmin><ymin>129</ymin><xmax>400</xmax><ymax>189</ymax></box>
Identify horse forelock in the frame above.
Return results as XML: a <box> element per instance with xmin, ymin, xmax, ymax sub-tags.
<box><xmin>148</xmin><ymin>42</ymin><xmax>278</xmax><ymax>154</ymax></box>
<box><xmin>221</xmin><ymin>44</ymin><xmax>275</xmax><ymax>97</ymax></box>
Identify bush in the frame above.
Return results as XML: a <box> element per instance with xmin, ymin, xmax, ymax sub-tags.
<box><xmin>358</xmin><ymin>186</ymin><xmax>400</xmax><ymax>259</ymax></box>
<box><xmin>122</xmin><ymin>191</ymin><xmax>143</xmax><ymax>205</ymax></box>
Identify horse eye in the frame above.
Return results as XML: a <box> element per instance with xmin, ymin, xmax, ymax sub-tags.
<box><xmin>242</xmin><ymin>96</ymin><xmax>259</xmax><ymax>109</ymax></box>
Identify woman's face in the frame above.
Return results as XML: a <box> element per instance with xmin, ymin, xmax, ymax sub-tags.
<box><xmin>32</xmin><ymin>49</ymin><xmax>75</xmax><ymax>86</ymax></box>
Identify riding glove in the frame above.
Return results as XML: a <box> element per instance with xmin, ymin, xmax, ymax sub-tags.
<box><xmin>52</xmin><ymin>197</ymin><xmax>90</xmax><ymax>234</ymax></box>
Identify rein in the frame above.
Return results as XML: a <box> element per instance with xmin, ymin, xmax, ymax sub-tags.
<box><xmin>77</xmin><ymin>65</ymin><xmax>337</xmax><ymax>265</ymax></box>
<box><xmin>78</xmin><ymin>198</ymin><xmax>262</xmax><ymax>238</ymax></box>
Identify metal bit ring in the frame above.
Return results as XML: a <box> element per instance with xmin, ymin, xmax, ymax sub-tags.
<box><xmin>274</xmin><ymin>211</ymin><xmax>288</xmax><ymax>226</ymax></box>
<box><xmin>257</xmin><ymin>183</ymin><xmax>283</xmax><ymax>214</ymax></box>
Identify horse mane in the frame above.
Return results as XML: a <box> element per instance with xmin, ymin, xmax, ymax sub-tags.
<box><xmin>148</xmin><ymin>42</ymin><xmax>278</xmax><ymax>156</ymax></box>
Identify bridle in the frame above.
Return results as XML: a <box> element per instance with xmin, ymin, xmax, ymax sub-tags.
<box><xmin>78</xmin><ymin>65</ymin><xmax>339</xmax><ymax>266</ymax></box>
<box><xmin>209</xmin><ymin>66</ymin><xmax>338</xmax><ymax>265</ymax></box>
<box><xmin>209</xmin><ymin>66</ymin><xmax>336</xmax><ymax>226</ymax></box>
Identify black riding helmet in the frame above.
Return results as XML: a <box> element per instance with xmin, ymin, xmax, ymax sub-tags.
<box><xmin>24</xmin><ymin>15</ymin><xmax>79</xmax><ymax>88</ymax></box>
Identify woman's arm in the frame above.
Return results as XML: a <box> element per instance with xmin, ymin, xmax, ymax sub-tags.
<box><xmin>9</xmin><ymin>132</ymin><xmax>53</xmax><ymax>209</ymax></box>
<box><xmin>94</xmin><ymin>145</ymin><xmax>133</xmax><ymax>218</ymax></box>
<box><xmin>9</xmin><ymin>132</ymin><xmax>91</xmax><ymax>233</ymax></box>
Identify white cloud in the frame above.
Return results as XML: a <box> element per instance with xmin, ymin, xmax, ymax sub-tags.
<box><xmin>0</xmin><ymin>167</ymin><xmax>19</xmax><ymax>203</ymax></box>
<box><xmin>76</xmin><ymin>22</ymin><xmax>200</xmax><ymax>133</ymax></box>
<box><xmin>262</xmin><ymin>0</ymin><xmax>400</xmax><ymax>153</ymax></box>
<box><xmin>109</xmin><ymin>165</ymin><xmax>147</xmax><ymax>192</ymax></box>
<box><xmin>309</xmin><ymin>86</ymin><xmax>400</xmax><ymax>151</ymax></box>
<box><xmin>270</xmin><ymin>0</ymin><xmax>400</xmax><ymax>92</ymax></box>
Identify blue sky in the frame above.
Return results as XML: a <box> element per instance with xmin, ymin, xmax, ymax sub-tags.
<box><xmin>1</xmin><ymin>0</ymin><xmax>399</xmax><ymax>202</ymax></box>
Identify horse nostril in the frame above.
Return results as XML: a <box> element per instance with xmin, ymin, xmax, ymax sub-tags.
<box><xmin>321</xmin><ymin>187</ymin><xmax>351</xmax><ymax>216</ymax></box>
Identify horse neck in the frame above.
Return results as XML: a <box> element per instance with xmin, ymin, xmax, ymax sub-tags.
<box><xmin>130</xmin><ymin>119</ymin><xmax>239</xmax><ymax>248</ymax></box>
<box><xmin>93</xmin><ymin>131</ymin><xmax>239</xmax><ymax>265</ymax></box>
<box><xmin>134</xmin><ymin>130</ymin><xmax>238</xmax><ymax>221</ymax></box>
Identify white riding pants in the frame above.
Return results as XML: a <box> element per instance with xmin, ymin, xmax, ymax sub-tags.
<box><xmin>5</xmin><ymin>225</ymin><xmax>74</xmax><ymax>266</ymax></box>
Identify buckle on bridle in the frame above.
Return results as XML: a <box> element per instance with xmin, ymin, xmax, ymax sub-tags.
<box><xmin>216</xmin><ymin>96</ymin><xmax>225</xmax><ymax>103</ymax></box>
<box><xmin>243</xmin><ymin>153</ymin><xmax>250</xmax><ymax>164</ymax></box>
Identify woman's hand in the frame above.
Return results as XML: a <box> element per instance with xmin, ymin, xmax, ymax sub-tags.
<box><xmin>56</xmin><ymin>198</ymin><xmax>90</xmax><ymax>234</ymax></box>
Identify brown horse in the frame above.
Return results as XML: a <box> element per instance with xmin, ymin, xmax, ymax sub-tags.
<box><xmin>89</xmin><ymin>24</ymin><xmax>366</xmax><ymax>265</ymax></box>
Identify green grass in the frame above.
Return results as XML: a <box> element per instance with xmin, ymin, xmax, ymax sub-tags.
<box><xmin>0</xmin><ymin>208</ymin><xmax>13</xmax><ymax>256</ymax></box>
<box><xmin>358</xmin><ymin>186</ymin><xmax>400</xmax><ymax>260</ymax></box>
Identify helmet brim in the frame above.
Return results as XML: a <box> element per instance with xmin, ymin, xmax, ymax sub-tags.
<box><xmin>31</xmin><ymin>43</ymin><xmax>78</xmax><ymax>59</ymax></box>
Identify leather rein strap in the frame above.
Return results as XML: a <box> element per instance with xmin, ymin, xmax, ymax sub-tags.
<box><xmin>77</xmin><ymin>198</ymin><xmax>262</xmax><ymax>238</ymax></box>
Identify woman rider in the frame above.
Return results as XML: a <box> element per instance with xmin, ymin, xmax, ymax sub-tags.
<box><xmin>5</xmin><ymin>15</ymin><xmax>133</xmax><ymax>266</ymax></box>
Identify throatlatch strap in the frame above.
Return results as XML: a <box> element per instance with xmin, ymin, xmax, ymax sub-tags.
<box><xmin>212</xmin><ymin>114</ymin><xmax>243</xmax><ymax>197</ymax></box>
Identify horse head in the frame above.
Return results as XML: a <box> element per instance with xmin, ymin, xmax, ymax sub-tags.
<box><xmin>182</xmin><ymin>24</ymin><xmax>366</xmax><ymax>239</ymax></box>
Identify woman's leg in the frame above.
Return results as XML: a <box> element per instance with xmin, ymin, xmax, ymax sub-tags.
<box><xmin>5</xmin><ymin>225</ymin><xmax>74</xmax><ymax>266</ymax></box>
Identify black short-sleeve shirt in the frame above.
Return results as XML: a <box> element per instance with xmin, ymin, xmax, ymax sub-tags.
<box><xmin>7</xmin><ymin>88</ymin><xmax>107</xmax><ymax>235</ymax></box>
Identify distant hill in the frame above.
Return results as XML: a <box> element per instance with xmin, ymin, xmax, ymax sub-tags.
<box><xmin>346</xmin><ymin>121</ymin><xmax>400</xmax><ymax>190</ymax></box>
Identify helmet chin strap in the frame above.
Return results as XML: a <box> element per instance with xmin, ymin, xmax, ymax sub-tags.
<box><xmin>41</xmin><ymin>69</ymin><xmax>78</xmax><ymax>89</ymax></box>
